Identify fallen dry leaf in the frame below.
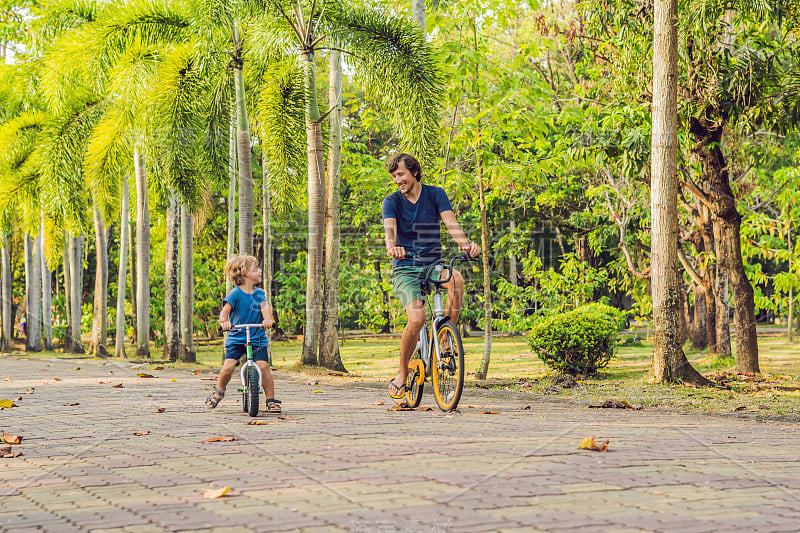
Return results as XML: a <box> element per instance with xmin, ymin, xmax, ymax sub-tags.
<box><xmin>3</xmin><ymin>377</ymin><xmax>9</xmax><ymax>381</ymax></box>
<box><xmin>313</xmin><ymin>390</ymin><xmax>324</xmax><ymax>393</ymax></box>
<box><xmin>519</xmin><ymin>405</ymin><xmax>531</xmax><ymax>410</ymax></box>
<box><xmin>200</xmin><ymin>377</ymin><xmax>217</xmax><ymax>381</ymax></box>
<box><xmin>589</xmin><ymin>400</ymin><xmax>642</xmax><ymax>410</ymax></box>
<box><xmin>130</xmin><ymin>366</ymin><xmax>140</xmax><ymax>370</ymax></box>
<box><xmin>53</xmin><ymin>378</ymin><xmax>63</xmax><ymax>381</ymax></box>
<box><xmin>137</xmin><ymin>373</ymin><xmax>155</xmax><ymax>378</ymax></box>
<box><xmin>578</xmin><ymin>436</ymin><xmax>609</xmax><ymax>452</ymax></box>
<box><xmin>192</xmin><ymin>369</ymin><xmax>201</xmax><ymax>375</ymax></box>
<box><xmin>204</xmin><ymin>435</ymin><xmax>237</xmax><ymax>442</ymax></box>
<box><xmin>246</xmin><ymin>420</ymin><xmax>268</xmax><ymax>425</ymax></box>
<box><xmin>2</xmin><ymin>432</ymin><xmax>22</xmax><ymax>445</ymax></box>
<box><xmin>170</xmin><ymin>378</ymin><xmax>177</xmax><ymax>382</ymax></box>
<box><xmin>388</xmin><ymin>405</ymin><xmax>432</xmax><ymax>412</ymax></box>
<box><xmin>2</xmin><ymin>451</ymin><xmax>23</xmax><ymax>458</ymax></box>
<box><xmin>734</xmin><ymin>405</ymin><xmax>747</xmax><ymax>412</ymax></box>
<box><xmin>277</xmin><ymin>416</ymin><xmax>303</xmax><ymax>421</ymax></box>
<box><xmin>372</xmin><ymin>401</ymin><xmax>385</xmax><ymax>405</ymax></box>
<box><xmin>19</xmin><ymin>388</ymin><xmax>34</xmax><ymax>394</ymax></box>
<box><xmin>112</xmin><ymin>383</ymin><xmax>123</xmax><ymax>388</ymax></box>
<box><xmin>0</xmin><ymin>399</ymin><xmax>17</xmax><ymax>409</ymax></box>
<box><xmin>479</xmin><ymin>411</ymin><xmax>500</xmax><ymax>414</ymax></box>
<box><xmin>156</xmin><ymin>408</ymin><xmax>165</xmax><ymax>413</ymax></box>
<box><xmin>153</xmin><ymin>366</ymin><xmax>165</xmax><ymax>370</ymax></box>
<box><xmin>62</xmin><ymin>403</ymin><xmax>79</xmax><ymax>406</ymax></box>
<box><xmin>133</xmin><ymin>431</ymin><xmax>150</xmax><ymax>436</ymax></box>
<box><xmin>305</xmin><ymin>380</ymin><xmax>319</xmax><ymax>385</ymax></box>
<box><xmin>201</xmin><ymin>486</ymin><xmax>230</xmax><ymax>499</ymax></box>
<box><xmin>73</xmin><ymin>367</ymin><xmax>80</xmax><ymax>371</ymax></box>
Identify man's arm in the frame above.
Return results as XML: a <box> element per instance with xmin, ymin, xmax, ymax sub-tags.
<box><xmin>440</xmin><ymin>210</ymin><xmax>481</xmax><ymax>257</ymax></box>
<box><xmin>383</xmin><ymin>217</ymin><xmax>406</xmax><ymax>258</ymax></box>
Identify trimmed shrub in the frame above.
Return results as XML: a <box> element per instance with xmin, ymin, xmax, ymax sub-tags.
<box><xmin>529</xmin><ymin>303</ymin><xmax>626</xmax><ymax>376</ymax></box>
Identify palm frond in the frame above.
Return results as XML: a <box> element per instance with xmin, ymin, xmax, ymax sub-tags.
<box><xmin>39</xmin><ymin>94</ymin><xmax>104</xmax><ymax>233</ymax></box>
<box><xmin>29</xmin><ymin>0</ymin><xmax>102</xmax><ymax>53</ymax></box>
<box><xmin>84</xmin><ymin>105</ymin><xmax>133</xmax><ymax>221</ymax></box>
<box><xmin>144</xmin><ymin>43</ymin><xmax>209</xmax><ymax>207</ymax></box>
<box><xmin>326</xmin><ymin>4</ymin><xmax>444</xmax><ymax>164</ymax></box>
<box><xmin>254</xmin><ymin>55</ymin><xmax>307</xmax><ymax>213</ymax></box>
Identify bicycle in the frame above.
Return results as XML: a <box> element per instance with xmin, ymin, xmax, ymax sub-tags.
<box><xmin>402</xmin><ymin>253</ymin><xmax>477</xmax><ymax>412</ymax></box>
<box><xmin>227</xmin><ymin>323</ymin><xmax>268</xmax><ymax>417</ymax></box>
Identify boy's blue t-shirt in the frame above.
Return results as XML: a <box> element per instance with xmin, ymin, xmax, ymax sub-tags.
<box><xmin>381</xmin><ymin>184</ymin><xmax>453</xmax><ymax>267</ymax></box>
<box><xmin>223</xmin><ymin>286</ymin><xmax>268</xmax><ymax>347</ymax></box>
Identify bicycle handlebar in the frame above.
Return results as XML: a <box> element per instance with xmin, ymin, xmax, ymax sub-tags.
<box><xmin>399</xmin><ymin>252</ymin><xmax>479</xmax><ymax>285</ymax></box>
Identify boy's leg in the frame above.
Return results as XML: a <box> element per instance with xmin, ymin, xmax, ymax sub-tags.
<box><xmin>255</xmin><ymin>360</ymin><xmax>275</xmax><ymax>400</ymax></box>
<box><xmin>207</xmin><ymin>358</ymin><xmax>237</xmax><ymax>407</ymax></box>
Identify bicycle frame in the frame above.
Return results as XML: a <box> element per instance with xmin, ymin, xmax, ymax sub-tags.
<box><xmin>235</xmin><ymin>324</ymin><xmax>264</xmax><ymax>389</ymax></box>
<box><xmin>411</xmin><ymin>264</ymin><xmax>449</xmax><ymax>383</ymax></box>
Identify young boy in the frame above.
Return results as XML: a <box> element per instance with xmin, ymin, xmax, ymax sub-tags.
<box><xmin>206</xmin><ymin>255</ymin><xmax>281</xmax><ymax>413</ymax></box>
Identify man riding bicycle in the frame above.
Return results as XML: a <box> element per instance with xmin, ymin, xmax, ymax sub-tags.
<box><xmin>381</xmin><ymin>153</ymin><xmax>481</xmax><ymax>403</ymax></box>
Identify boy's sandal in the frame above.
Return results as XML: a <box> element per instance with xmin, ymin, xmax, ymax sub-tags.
<box><xmin>265</xmin><ymin>398</ymin><xmax>282</xmax><ymax>413</ymax></box>
<box><xmin>206</xmin><ymin>386</ymin><xmax>225</xmax><ymax>409</ymax></box>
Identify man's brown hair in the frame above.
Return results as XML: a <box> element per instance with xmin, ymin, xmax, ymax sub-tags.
<box><xmin>386</xmin><ymin>153</ymin><xmax>422</xmax><ymax>182</ymax></box>
<box><xmin>225</xmin><ymin>255</ymin><xmax>258</xmax><ymax>286</ymax></box>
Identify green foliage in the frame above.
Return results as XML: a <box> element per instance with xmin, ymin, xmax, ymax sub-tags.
<box><xmin>529</xmin><ymin>303</ymin><xmax>626</xmax><ymax>376</ymax></box>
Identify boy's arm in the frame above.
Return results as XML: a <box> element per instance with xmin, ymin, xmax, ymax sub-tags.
<box><xmin>218</xmin><ymin>302</ymin><xmax>233</xmax><ymax>331</ymax></box>
<box><xmin>440</xmin><ymin>210</ymin><xmax>481</xmax><ymax>257</ymax></box>
<box><xmin>383</xmin><ymin>218</ymin><xmax>406</xmax><ymax>259</ymax></box>
<box><xmin>260</xmin><ymin>300</ymin><xmax>275</xmax><ymax>329</ymax></box>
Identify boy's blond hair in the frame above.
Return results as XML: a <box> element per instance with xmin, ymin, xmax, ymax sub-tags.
<box><xmin>225</xmin><ymin>255</ymin><xmax>259</xmax><ymax>286</ymax></box>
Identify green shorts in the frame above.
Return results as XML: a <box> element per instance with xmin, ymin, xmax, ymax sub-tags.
<box><xmin>392</xmin><ymin>264</ymin><xmax>443</xmax><ymax>308</ymax></box>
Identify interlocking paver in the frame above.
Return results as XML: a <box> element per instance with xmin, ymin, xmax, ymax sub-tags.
<box><xmin>2</xmin><ymin>356</ymin><xmax>800</xmax><ymax>532</ymax></box>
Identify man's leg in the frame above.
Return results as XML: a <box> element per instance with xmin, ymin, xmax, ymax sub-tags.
<box><xmin>391</xmin><ymin>300</ymin><xmax>426</xmax><ymax>394</ymax></box>
<box><xmin>443</xmin><ymin>268</ymin><xmax>465</xmax><ymax>325</ymax></box>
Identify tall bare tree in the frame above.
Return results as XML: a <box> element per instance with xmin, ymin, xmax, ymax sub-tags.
<box><xmin>163</xmin><ymin>194</ymin><xmax>180</xmax><ymax>361</ymax></box>
<box><xmin>650</xmin><ymin>0</ymin><xmax>706</xmax><ymax>384</ymax></box>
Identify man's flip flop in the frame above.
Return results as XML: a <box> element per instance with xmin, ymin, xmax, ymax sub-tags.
<box><xmin>388</xmin><ymin>381</ymin><xmax>407</xmax><ymax>400</ymax></box>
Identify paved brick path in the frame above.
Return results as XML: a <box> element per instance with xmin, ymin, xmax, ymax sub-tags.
<box><xmin>1</xmin><ymin>355</ymin><xmax>799</xmax><ymax>533</ymax></box>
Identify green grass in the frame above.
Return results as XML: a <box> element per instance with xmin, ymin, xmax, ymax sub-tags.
<box><xmin>5</xmin><ymin>331</ymin><xmax>800</xmax><ymax>418</ymax></box>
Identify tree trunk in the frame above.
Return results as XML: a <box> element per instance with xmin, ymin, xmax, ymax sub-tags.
<box><xmin>697</xmin><ymin>205</ymin><xmax>718</xmax><ymax>355</ymax></box>
<box><xmin>26</xmin><ymin>233</ymin><xmax>43</xmax><ymax>352</ymax></box>
<box><xmin>90</xmin><ymin>206</ymin><xmax>109</xmax><ymax>357</ymax></box>
<box><xmin>712</xmin><ymin>220</ymin><xmax>732</xmax><ymax>358</ymax></box>
<box><xmin>233</xmin><ymin>22</ymin><xmax>254</xmax><ymax>256</ymax></box>
<box><xmin>690</xmin><ymin>283</ymin><xmax>708</xmax><ymax>350</ymax></box>
<box><xmin>262</xmin><ymin>155</ymin><xmax>272</xmax><ymax>308</ymax></box>
<box><xmin>375</xmin><ymin>260</ymin><xmax>391</xmax><ymax>333</ymax></box>
<box><xmin>40</xmin><ymin>218</ymin><xmax>53</xmax><ymax>351</ymax></box>
<box><xmin>411</xmin><ymin>0</ymin><xmax>426</xmax><ymax>31</ymax></box>
<box><xmin>319</xmin><ymin>48</ymin><xmax>346</xmax><ymax>372</ymax></box>
<box><xmin>691</xmin><ymin>123</ymin><xmax>758</xmax><ymax>371</ymax></box>
<box><xmin>509</xmin><ymin>219</ymin><xmax>518</xmax><ymax>287</ymax></box>
<box><xmin>68</xmin><ymin>234</ymin><xmax>84</xmax><ymax>353</ymax></box>
<box><xmin>1</xmin><ymin>236</ymin><xmax>11</xmax><ymax>351</ymax></box>
<box><xmin>179</xmin><ymin>202</ymin><xmax>195</xmax><ymax>363</ymax></box>
<box><xmin>135</xmin><ymin>145</ymin><xmax>150</xmax><ymax>357</ymax></box>
<box><xmin>115</xmin><ymin>177</ymin><xmax>130</xmax><ymax>358</ymax></box>
<box><xmin>163</xmin><ymin>193</ymin><xmax>180</xmax><ymax>361</ymax></box>
<box><xmin>227</xmin><ymin>115</ymin><xmax>237</xmax><ymax>295</ymax></box>
<box><xmin>475</xmin><ymin>164</ymin><xmax>492</xmax><ymax>380</ymax></box>
<box><xmin>301</xmin><ymin>49</ymin><xmax>326</xmax><ymax>367</ymax></box>
<box><xmin>650</xmin><ymin>0</ymin><xmax>707</xmax><ymax>384</ymax></box>
<box><xmin>129</xmin><ymin>211</ymin><xmax>137</xmax><ymax>344</ymax></box>
<box><xmin>63</xmin><ymin>232</ymin><xmax>72</xmax><ymax>350</ymax></box>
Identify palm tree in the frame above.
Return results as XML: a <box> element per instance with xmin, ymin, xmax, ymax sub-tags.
<box><xmin>259</xmin><ymin>0</ymin><xmax>443</xmax><ymax>366</ymax></box>
<box><xmin>40</xmin><ymin>214</ymin><xmax>53</xmax><ymax>350</ymax></box>
<box><xmin>89</xmin><ymin>205</ymin><xmax>109</xmax><ymax>357</ymax></box>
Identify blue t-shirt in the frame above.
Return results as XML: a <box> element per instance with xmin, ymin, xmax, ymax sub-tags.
<box><xmin>381</xmin><ymin>184</ymin><xmax>453</xmax><ymax>267</ymax></box>
<box><xmin>223</xmin><ymin>286</ymin><xmax>268</xmax><ymax>347</ymax></box>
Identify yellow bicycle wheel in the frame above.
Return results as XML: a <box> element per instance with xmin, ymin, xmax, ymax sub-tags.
<box><xmin>405</xmin><ymin>348</ymin><xmax>425</xmax><ymax>408</ymax></box>
<box><xmin>431</xmin><ymin>322</ymin><xmax>464</xmax><ymax>411</ymax></box>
